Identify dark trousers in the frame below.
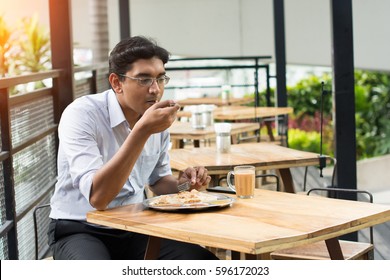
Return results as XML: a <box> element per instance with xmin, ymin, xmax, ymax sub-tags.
<box><xmin>48</xmin><ymin>219</ymin><xmax>218</xmax><ymax>260</ymax></box>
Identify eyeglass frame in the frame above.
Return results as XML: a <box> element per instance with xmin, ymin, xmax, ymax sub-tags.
<box><xmin>118</xmin><ymin>74</ymin><xmax>170</xmax><ymax>87</ymax></box>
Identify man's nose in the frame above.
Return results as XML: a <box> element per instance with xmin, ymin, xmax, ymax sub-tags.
<box><xmin>149</xmin><ymin>80</ymin><xmax>161</xmax><ymax>93</ymax></box>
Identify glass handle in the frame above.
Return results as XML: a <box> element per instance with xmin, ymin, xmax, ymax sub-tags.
<box><xmin>226</xmin><ymin>171</ymin><xmax>236</xmax><ymax>192</ymax></box>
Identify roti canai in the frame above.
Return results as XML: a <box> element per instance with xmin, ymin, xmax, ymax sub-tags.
<box><xmin>149</xmin><ymin>189</ymin><xmax>217</xmax><ymax>207</ymax></box>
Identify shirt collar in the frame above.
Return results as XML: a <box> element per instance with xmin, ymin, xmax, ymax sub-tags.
<box><xmin>107</xmin><ymin>90</ymin><xmax>127</xmax><ymax>128</ymax></box>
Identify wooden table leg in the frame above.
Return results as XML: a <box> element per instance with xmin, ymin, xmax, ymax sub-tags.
<box><xmin>245</xmin><ymin>253</ymin><xmax>271</xmax><ymax>260</ymax></box>
<box><xmin>144</xmin><ymin>236</ymin><xmax>162</xmax><ymax>260</ymax></box>
<box><xmin>231</xmin><ymin>251</ymin><xmax>241</xmax><ymax>260</ymax></box>
<box><xmin>194</xmin><ymin>140</ymin><xmax>200</xmax><ymax>147</ymax></box>
<box><xmin>171</xmin><ymin>139</ymin><xmax>184</xmax><ymax>149</ymax></box>
<box><xmin>325</xmin><ymin>238</ymin><xmax>344</xmax><ymax>260</ymax></box>
<box><xmin>265</xmin><ymin>121</ymin><xmax>275</xmax><ymax>142</ymax></box>
<box><xmin>277</xmin><ymin>168</ymin><xmax>295</xmax><ymax>193</ymax></box>
<box><xmin>179</xmin><ymin>139</ymin><xmax>185</xmax><ymax>148</ymax></box>
<box><xmin>245</xmin><ymin>253</ymin><xmax>257</xmax><ymax>260</ymax></box>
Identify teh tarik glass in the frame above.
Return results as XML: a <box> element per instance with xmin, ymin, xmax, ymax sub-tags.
<box><xmin>227</xmin><ymin>165</ymin><xmax>255</xmax><ymax>198</ymax></box>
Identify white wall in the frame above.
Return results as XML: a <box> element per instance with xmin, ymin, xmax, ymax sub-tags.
<box><xmin>129</xmin><ymin>0</ymin><xmax>274</xmax><ymax>57</ymax></box>
<box><xmin>353</xmin><ymin>0</ymin><xmax>390</xmax><ymax>71</ymax></box>
<box><xmin>2</xmin><ymin>0</ymin><xmax>389</xmax><ymax>71</ymax></box>
<box><xmin>127</xmin><ymin>0</ymin><xmax>390</xmax><ymax>71</ymax></box>
<box><xmin>285</xmin><ymin>0</ymin><xmax>331</xmax><ymax>66</ymax></box>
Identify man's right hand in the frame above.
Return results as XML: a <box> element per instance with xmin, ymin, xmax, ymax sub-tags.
<box><xmin>136</xmin><ymin>100</ymin><xmax>180</xmax><ymax>134</ymax></box>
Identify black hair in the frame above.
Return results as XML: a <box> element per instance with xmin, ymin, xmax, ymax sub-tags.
<box><xmin>108</xmin><ymin>36</ymin><xmax>170</xmax><ymax>76</ymax></box>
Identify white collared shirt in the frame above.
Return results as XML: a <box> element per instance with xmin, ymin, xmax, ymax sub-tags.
<box><xmin>49</xmin><ymin>90</ymin><xmax>171</xmax><ymax>220</ymax></box>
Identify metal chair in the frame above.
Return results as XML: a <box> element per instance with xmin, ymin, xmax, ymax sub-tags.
<box><xmin>255</xmin><ymin>173</ymin><xmax>280</xmax><ymax>191</ymax></box>
<box><xmin>302</xmin><ymin>157</ymin><xmax>337</xmax><ymax>192</ymax></box>
<box><xmin>270</xmin><ymin>187</ymin><xmax>375</xmax><ymax>260</ymax></box>
<box><xmin>33</xmin><ymin>203</ymin><xmax>52</xmax><ymax>260</ymax></box>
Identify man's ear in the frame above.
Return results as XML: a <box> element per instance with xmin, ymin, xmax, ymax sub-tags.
<box><xmin>109</xmin><ymin>73</ymin><xmax>122</xmax><ymax>94</ymax></box>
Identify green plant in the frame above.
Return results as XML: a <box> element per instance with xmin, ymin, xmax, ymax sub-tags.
<box><xmin>14</xmin><ymin>15</ymin><xmax>51</xmax><ymax>75</ymax></box>
<box><xmin>287</xmin><ymin>73</ymin><xmax>332</xmax><ymax>118</ymax></box>
<box><xmin>1</xmin><ymin>14</ymin><xmax>51</xmax><ymax>94</ymax></box>
<box><xmin>286</xmin><ymin>70</ymin><xmax>390</xmax><ymax>160</ymax></box>
<box><xmin>354</xmin><ymin>70</ymin><xmax>390</xmax><ymax>158</ymax></box>
<box><xmin>288</xmin><ymin>128</ymin><xmax>333</xmax><ymax>158</ymax></box>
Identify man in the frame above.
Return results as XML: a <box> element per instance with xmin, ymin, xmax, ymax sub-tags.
<box><xmin>48</xmin><ymin>36</ymin><xmax>216</xmax><ymax>260</ymax></box>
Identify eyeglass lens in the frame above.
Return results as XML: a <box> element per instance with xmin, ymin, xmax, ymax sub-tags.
<box><xmin>119</xmin><ymin>74</ymin><xmax>170</xmax><ymax>86</ymax></box>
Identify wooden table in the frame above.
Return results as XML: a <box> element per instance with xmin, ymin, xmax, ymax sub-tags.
<box><xmin>213</xmin><ymin>105</ymin><xmax>293</xmax><ymax>120</ymax></box>
<box><xmin>177</xmin><ymin>97</ymin><xmax>253</xmax><ymax>106</ymax></box>
<box><xmin>87</xmin><ymin>189</ymin><xmax>390</xmax><ymax>260</ymax></box>
<box><xmin>169</xmin><ymin>121</ymin><xmax>260</xmax><ymax>148</ymax></box>
<box><xmin>176</xmin><ymin>106</ymin><xmax>293</xmax><ymax>142</ymax></box>
<box><xmin>169</xmin><ymin>142</ymin><xmax>325</xmax><ymax>193</ymax></box>
<box><xmin>214</xmin><ymin>106</ymin><xmax>293</xmax><ymax>143</ymax></box>
<box><xmin>177</xmin><ymin>105</ymin><xmax>293</xmax><ymax>119</ymax></box>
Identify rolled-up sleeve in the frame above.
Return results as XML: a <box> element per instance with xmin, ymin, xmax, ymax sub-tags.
<box><xmin>58</xmin><ymin>103</ymin><xmax>103</xmax><ymax>201</ymax></box>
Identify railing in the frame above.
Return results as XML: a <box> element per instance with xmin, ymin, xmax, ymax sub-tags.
<box><xmin>0</xmin><ymin>64</ymin><xmax>109</xmax><ymax>260</ymax></box>
<box><xmin>165</xmin><ymin>56</ymin><xmax>273</xmax><ymax>107</ymax></box>
<box><xmin>74</xmin><ymin>63</ymin><xmax>110</xmax><ymax>99</ymax></box>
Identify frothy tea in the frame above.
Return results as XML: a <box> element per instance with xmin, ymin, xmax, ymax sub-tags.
<box><xmin>235</xmin><ymin>170</ymin><xmax>255</xmax><ymax>198</ymax></box>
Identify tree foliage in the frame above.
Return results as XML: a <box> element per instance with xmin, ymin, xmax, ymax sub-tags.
<box><xmin>287</xmin><ymin>71</ymin><xmax>390</xmax><ymax>159</ymax></box>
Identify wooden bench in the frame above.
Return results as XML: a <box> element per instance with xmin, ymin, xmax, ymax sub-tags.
<box><xmin>271</xmin><ymin>240</ymin><xmax>374</xmax><ymax>260</ymax></box>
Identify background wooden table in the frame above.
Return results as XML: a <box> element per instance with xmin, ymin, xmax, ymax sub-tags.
<box><xmin>176</xmin><ymin>106</ymin><xmax>293</xmax><ymax>143</ymax></box>
<box><xmin>169</xmin><ymin>142</ymin><xmax>325</xmax><ymax>193</ymax></box>
<box><xmin>169</xmin><ymin>121</ymin><xmax>260</xmax><ymax>148</ymax></box>
<box><xmin>177</xmin><ymin>97</ymin><xmax>252</xmax><ymax>106</ymax></box>
<box><xmin>177</xmin><ymin>105</ymin><xmax>293</xmax><ymax>119</ymax></box>
<box><xmin>214</xmin><ymin>106</ymin><xmax>293</xmax><ymax>143</ymax></box>
<box><xmin>213</xmin><ymin>106</ymin><xmax>293</xmax><ymax>121</ymax></box>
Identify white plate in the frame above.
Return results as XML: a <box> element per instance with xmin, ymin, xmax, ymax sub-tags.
<box><xmin>143</xmin><ymin>192</ymin><xmax>235</xmax><ymax>211</ymax></box>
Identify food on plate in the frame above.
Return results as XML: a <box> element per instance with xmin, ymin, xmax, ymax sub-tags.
<box><xmin>149</xmin><ymin>189</ymin><xmax>218</xmax><ymax>207</ymax></box>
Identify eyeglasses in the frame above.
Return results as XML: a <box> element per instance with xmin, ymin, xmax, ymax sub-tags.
<box><xmin>119</xmin><ymin>74</ymin><xmax>170</xmax><ymax>87</ymax></box>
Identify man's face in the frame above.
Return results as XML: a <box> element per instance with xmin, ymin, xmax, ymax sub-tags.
<box><xmin>117</xmin><ymin>57</ymin><xmax>166</xmax><ymax>117</ymax></box>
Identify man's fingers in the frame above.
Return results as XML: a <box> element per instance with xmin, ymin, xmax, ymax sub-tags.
<box><xmin>153</xmin><ymin>100</ymin><xmax>180</xmax><ymax>109</ymax></box>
